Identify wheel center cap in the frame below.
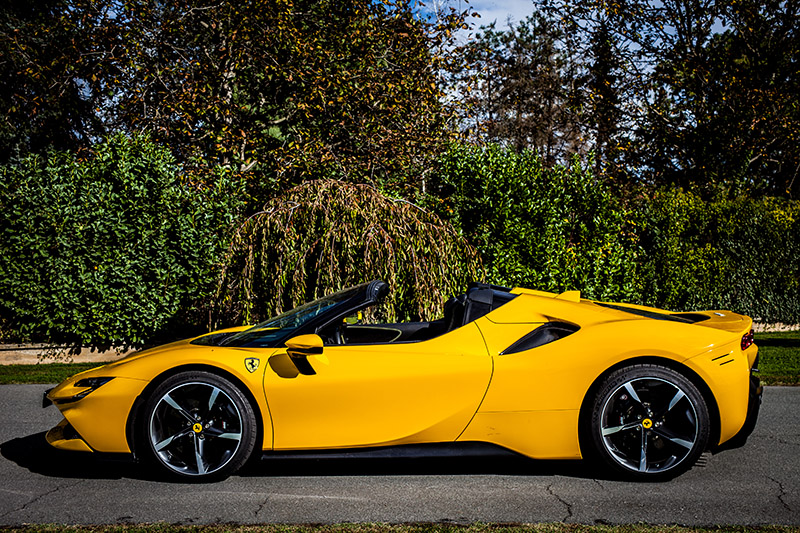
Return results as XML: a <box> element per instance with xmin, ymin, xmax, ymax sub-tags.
<box><xmin>192</xmin><ymin>422</ymin><xmax>203</xmax><ymax>434</ymax></box>
<box><xmin>642</xmin><ymin>418</ymin><xmax>653</xmax><ymax>429</ymax></box>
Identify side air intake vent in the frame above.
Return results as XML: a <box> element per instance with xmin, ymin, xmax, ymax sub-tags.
<box><xmin>501</xmin><ymin>322</ymin><xmax>579</xmax><ymax>355</ymax></box>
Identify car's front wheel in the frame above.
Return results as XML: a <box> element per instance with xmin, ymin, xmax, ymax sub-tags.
<box><xmin>590</xmin><ymin>364</ymin><xmax>710</xmax><ymax>480</ymax></box>
<box><xmin>138</xmin><ymin>371</ymin><xmax>258</xmax><ymax>481</ymax></box>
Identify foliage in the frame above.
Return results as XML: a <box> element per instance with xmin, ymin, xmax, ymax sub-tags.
<box><xmin>0</xmin><ymin>0</ymin><xmax>108</xmax><ymax>163</ymax></box>
<box><xmin>451</xmin><ymin>0</ymin><xmax>800</xmax><ymax>198</ymax></box>
<box><xmin>636</xmin><ymin>0</ymin><xmax>800</xmax><ymax>197</ymax></box>
<box><xmin>446</xmin><ymin>3</ymin><xmax>638</xmax><ymax>183</ymax></box>
<box><xmin>213</xmin><ymin>179</ymin><xmax>482</xmax><ymax>327</ymax></box>
<box><xmin>1</xmin><ymin>0</ymin><xmax>467</xmax><ymax>198</ymax></box>
<box><xmin>637</xmin><ymin>188</ymin><xmax>800</xmax><ymax>322</ymax></box>
<box><xmin>0</xmin><ymin>134</ymin><xmax>242</xmax><ymax>348</ymax></box>
<box><xmin>446</xmin><ymin>13</ymin><xmax>586</xmax><ymax>165</ymax></box>
<box><xmin>430</xmin><ymin>143</ymin><xmax>642</xmax><ymax>302</ymax></box>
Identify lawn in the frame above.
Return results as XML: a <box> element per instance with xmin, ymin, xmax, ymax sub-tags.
<box><xmin>754</xmin><ymin>330</ymin><xmax>800</xmax><ymax>385</ymax></box>
<box><xmin>0</xmin><ymin>362</ymin><xmax>105</xmax><ymax>385</ymax></box>
<box><xmin>1</xmin><ymin>331</ymin><xmax>798</xmax><ymax>385</ymax></box>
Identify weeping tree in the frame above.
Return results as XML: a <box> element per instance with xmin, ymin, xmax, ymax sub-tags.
<box><xmin>213</xmin><ymin>180</ymin><xmax>483</xmax><ymax>327</ymax></box>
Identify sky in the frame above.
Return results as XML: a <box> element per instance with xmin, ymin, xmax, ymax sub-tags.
<box><xmin>466</xmin><ymin>0</ymin><xmax>536</xmax><ymax>30</ymax></box>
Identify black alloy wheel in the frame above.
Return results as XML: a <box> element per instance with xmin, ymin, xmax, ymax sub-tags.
<box><xmin>138</xmin><ymin>371</ymin><xmax>258</xmax><ymax>481</ymax></box>
<box><xmin>590</xmin><ymin>364</ymin><xmax>710</xmax><ymax>480</ymax></box>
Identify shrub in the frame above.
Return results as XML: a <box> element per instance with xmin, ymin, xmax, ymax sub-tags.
<box><xmin>213</xmin><ymin>179</ymin><xmax>482</xmax><ymax>326</ymax></box>
<box><xmin>430</xmin><ymin>143</ymin><xmax>643</xmax><ymax>301</ymax></box>
<box><xmin>0</xmin><ymin>134</ymin><xmax>242</xmax><ymax>348</ymax></box>
<box><xmin>638</xmin><ymin>188</ymin><xmax>800</xmax><ymax>322</ymax></box>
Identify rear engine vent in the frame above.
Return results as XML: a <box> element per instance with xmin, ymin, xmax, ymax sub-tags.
<box><xmin>671</xmin><ymin>313</ymin><xmax>711</xmax><ymax>323</ymax></box>
<box><xmin>501</xmin><ymin>322</ymin><xmax>579</xmax><ymax>355</ymax></box>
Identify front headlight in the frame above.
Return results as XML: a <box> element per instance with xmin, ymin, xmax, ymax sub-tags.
<box><xmin>63</xmin><ymin>376</ymin><xmax>115</xmax><ymax>403</ymax></box>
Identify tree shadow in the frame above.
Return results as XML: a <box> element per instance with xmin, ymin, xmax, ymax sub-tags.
<box><xmin>2</xmin><ymin>432</ymin><xmax>617</xmax><ymax>482</ymax></box>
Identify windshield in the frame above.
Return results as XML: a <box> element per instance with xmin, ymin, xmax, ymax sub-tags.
<box><xmin>220</xmin><ymin>283</ymin><xmax>369</xmax><ymax>348</ymax></box>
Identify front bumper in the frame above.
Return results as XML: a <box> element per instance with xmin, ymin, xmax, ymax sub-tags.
<box><xmin>45</xmin><ymin>418</ymin><xmax>93</xmax><ymax>452</ymax></box>
<box><xmin>42</xmin><ymin>376</ymin><xmax>148</xmax><ymax>453</ymax></box>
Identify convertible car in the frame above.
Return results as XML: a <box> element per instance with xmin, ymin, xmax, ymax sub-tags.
<box><xmin>43</xmin><ymin>281</ymin><xmax>761</xmax><ymax>481</ymax></box>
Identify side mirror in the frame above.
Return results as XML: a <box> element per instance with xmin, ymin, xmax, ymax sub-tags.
<box><xmin>285</xmin><ymin>334</ymin><xmax>323</xmax><ymax>375</ymax></box>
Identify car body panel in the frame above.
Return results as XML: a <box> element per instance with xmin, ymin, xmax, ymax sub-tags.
<box><xmin>47</xmin><ymin>338</ymin><xmax>275</xmax><ymax>453</ymax></box>
<box><xmin>46</xmin><ymin>373</ymin><xmax>148</xmax><ymax>452</ymax></box>
<box><xmin>264</xmin><ymin>323</ymin><xmax>492</xmax><ymax>449</ymax></box>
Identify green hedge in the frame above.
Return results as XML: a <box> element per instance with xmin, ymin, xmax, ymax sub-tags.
<box><xmin>430</xmin><ymin>143</ymin><xmax>800</xmax><ymax>323</ymax></box>
<box><xmin>1</xmin><ymin>138</ymin><xmax>797</xmax><ymax>349</ymax></box>
<box><xmin>431</xmin><ymin>143</ymin><xmax>643</xmax><ymax>302</ymax></box>
<box><xmin>0</xmin><ymin>134</ymin><xmax>242</xmax><ymax>347</ymax></box>
<box><xmin>637</xmin><ymin>188</ymin><xmax>800</xmax><ymax>322</ymax></box>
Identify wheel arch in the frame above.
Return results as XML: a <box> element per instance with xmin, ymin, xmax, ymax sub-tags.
<box><xmin>577</xmin><ymin>356</ymin><xmax>721</xmax><ymax>459</ymax></box>
<box><xmin>125</xmin><ymin>363</ymin><xmax>266</xmax><ymax>460</ymax></box>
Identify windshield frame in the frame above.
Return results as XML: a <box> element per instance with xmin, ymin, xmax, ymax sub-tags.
<box><xmin>218</xmin><ymin>282</ymin><xmax>374</xmax><ymax>348</ymax></box>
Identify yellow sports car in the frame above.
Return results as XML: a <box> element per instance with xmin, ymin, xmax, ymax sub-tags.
<box><xmin>43</xmin><ymin>281</ymin><xmax>761</xmax><ymax>481</ymax></box>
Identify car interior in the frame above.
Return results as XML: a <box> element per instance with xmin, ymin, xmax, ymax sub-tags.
<box><xmin>319</xmin><ymin>283</ymin><xmax>519</xmax><ymax>345</ymax></box>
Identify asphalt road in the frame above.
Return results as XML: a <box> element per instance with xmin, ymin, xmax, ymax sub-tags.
<box><xmin>0</xmin><ymin>384</ymin><xmax>798</xmax><ymax>526</ymax></box>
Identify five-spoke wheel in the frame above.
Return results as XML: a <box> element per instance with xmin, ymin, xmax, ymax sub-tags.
<box><xmin>590</xmin><ymin>364</ymin><xmax>710</xmax><ymax>480</ymax></box>
<box><xmin>138</xmin><ymin>371</ymin><xmax>257</xmax><ymax>481</ymax></box>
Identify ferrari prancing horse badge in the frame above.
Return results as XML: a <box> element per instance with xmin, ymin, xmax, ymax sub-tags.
<box><xmin>244</xmin><ymin>357</ymin><xmax>260</xmax><ymax>373</ymax></box>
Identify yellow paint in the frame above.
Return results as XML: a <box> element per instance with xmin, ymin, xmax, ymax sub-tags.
<box><xmin>46</xmin><ymin>340</ymin><xmax>277</xmax><ymax>453</ymax></box>
<box><xmin>555</xmin><ymin>290</ymin><xmax>581</xmax><ymax>302</ymax></box>
<box><xmin>46</xmin><ymin>418</ymin><xmax>93</xmax><ymax>452</ymax></box>
<box><xmin>265</xmin><ymin>323</ymin><xmax>491</xmax><ymax>449</ymax></box>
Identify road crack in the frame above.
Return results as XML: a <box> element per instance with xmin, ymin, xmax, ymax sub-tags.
<box><xmin>768</xmin><ymin>476</ymin><xmax>794</xmax><ymax>513</ymax></box>
<box><xmin>253</xmin><ymin>494</ymin><xmax>269</xmax><ymax>518</ymax></box>
<box><xmin>0</xmin><ymin>479</ymin><xmax>86</xmax><ymax>519</ymax></box>
<box><xmin>546</xmin><ymin>482</ymin><xmax>573</xmax><ymax>522</ymax></box>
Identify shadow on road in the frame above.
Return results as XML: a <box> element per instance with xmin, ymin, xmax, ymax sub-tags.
<box><xmin>1</xmin><ymin>432</ymin><xmax>141</xmax><ymax>480</ymax></box>
<box><xmin>2</xmin><ymin>432</ymin><xmax>614</xmax><ymax>482</ymax></box>
<box><xmin>248</xmin><ymin>454</ymin><xmax>607</xmax><ymax>479</ymax></box>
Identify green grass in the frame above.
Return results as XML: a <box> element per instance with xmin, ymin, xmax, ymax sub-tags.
<box><xmin>0</xmin><ymin>330</ymin><xmax>798</xmax><ymax>385</ymax></box>
<box><xmin>0</xmin><ymin>362</ymin><xmax>106</xmax><ymax>384</ymax></box>
<box><xmin>755</xmin><ymin>330</ymin><xmax>800</xmax><ymax>385</ymax></box>
<box><xmin>6</xmin><ymin>525</ymin><xmax>800</xmax><ymax>533</ymax></box>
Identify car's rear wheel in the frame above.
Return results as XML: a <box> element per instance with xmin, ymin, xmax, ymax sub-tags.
<box><xmin>138</xmin><ymin>371</ymin><xmax>257</xmax><ymax>481</ymax></box>
<box><xmin>590</xmin><ymin>364</ymin><xmax>710</xmax><ymax>480</ymax></box>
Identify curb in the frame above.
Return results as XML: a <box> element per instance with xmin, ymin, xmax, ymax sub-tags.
<box><xmin>0</xmin><ymin>344</ymin><xmax>130</xmax><ymax>365</ymax></box>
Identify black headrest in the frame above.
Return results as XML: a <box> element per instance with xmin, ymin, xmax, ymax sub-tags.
<box><xmin>366</xmin><ymin>280</ymin><xmax>389</xmax><ymax>301</ymax></box>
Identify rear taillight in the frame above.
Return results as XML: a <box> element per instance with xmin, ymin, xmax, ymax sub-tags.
<box><xmin>741</xmin><ymin>330</ymin><xmax>754</xmax><ymax>350</ymax></box>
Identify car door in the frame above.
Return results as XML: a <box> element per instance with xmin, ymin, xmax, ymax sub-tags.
<box><xmin>263</xmin><ymin>322</ymin><xmax>492</xmax><ymax>450</ymax></box>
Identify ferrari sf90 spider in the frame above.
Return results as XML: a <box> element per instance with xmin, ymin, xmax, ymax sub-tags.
<box><xmin>43</xmin><ymin>281</ymin><xmax>761</xmax><ymax>481</ymax></box>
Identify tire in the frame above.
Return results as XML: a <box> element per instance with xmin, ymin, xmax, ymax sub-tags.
<box><xmin>138</xmin><ymin>371</ymin><xmax>258</xmax><ymax>482</ymax></box>
<box><xmin>590</xmin><ymin>364</ymin><xmax>710</xmax><ymax>480</ymax></box>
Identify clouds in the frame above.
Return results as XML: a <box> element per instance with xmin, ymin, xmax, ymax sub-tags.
<box><xmin>467</xmin><ymin>0</ymin><xmax>535</xmax><ymax>30</ymax></box>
